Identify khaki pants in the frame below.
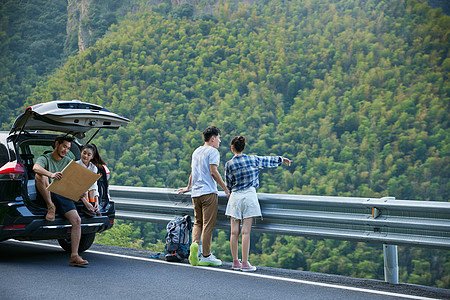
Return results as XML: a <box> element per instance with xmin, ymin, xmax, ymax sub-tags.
<box><xmin>191</xmin><ymin>193</ymin><xmax>218</xmax><ymax>257</ymax></box>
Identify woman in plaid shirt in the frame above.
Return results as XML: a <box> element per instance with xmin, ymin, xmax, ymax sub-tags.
<box><xmin>224</xmin><ymin>136</ymin><xmax>291</xmax><ymax>272</ymax></box>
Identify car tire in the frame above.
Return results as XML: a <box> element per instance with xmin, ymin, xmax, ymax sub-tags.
<box><xmin>57</xmin><ymin>233</ymin><xmax>96</xmax><ymax>253</ymax></box>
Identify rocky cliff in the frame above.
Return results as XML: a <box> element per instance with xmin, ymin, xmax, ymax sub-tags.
<box><xmin>66</xmin><ymin>0</ymin><xmax>121</xmax><ymax>54</ymax></box>
<box><xmin>67</xmin><ymin>0</ymin><xmax>92</xmax><ymax>53</ymax></box>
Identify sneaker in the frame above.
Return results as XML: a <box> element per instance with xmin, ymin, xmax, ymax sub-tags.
<box><xmin>198</xmin><ymin>244</ymin><xmax>203</xmax><ymax>258</ymax></box>
<box><xmin>189</xmin><ymin>242</ymin><xmax>199</xmax><ymax>266</ymax></box>
<box><xmin>232</xmin><ymin>259</ymin><xmax>242</xmax><ymax>270</ymax></box>
<box><xmin>240</xmin><ymin>261</ymin><xmax>256</xmax><ymax>272</ymax></box>
<box><xmin>198</xmin><ymin>253</ymin><xmax>222</xmax><ymax>266</ymax></box>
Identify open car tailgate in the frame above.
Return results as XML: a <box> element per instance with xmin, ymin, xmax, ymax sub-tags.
<box><xmin>11</xmin><ymin>100</ymin><xmax>130</xmax><ymax>136</ymax></box>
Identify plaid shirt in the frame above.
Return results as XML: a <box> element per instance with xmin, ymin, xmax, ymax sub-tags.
<box><xmin>225</xmin><ymin>154</ymin><xmax>283</xmax><ymax>192</ymax></box>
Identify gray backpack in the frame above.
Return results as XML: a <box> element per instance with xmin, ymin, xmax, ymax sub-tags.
<box><xmin>164</xmin><ymin>215</ymin><xmax>192</xmax><ymax>262</ymax></box>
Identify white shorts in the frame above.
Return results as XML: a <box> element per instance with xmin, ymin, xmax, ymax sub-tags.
<box><xmin>225</xmin><ymin>187</ymin><xmax>261</xmax><ymax>220</ymax></box>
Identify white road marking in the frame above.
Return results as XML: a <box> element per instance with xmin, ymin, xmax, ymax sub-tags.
<box><xmin>17</xmin><ymin>240</ymin><xmax>439</xmax><ymax>300</ymax></box>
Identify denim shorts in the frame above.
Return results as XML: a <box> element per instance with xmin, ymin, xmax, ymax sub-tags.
<box><xmin>51</xmin><ymin>193</ymin><xmax>77</xmax><ymax>214</ymax></box>
<box><xmin>225</xmin><ymin>187</ymin><xmax>261</xmax><ymax>220</ymax></box>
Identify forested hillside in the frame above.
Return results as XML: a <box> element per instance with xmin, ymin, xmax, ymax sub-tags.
<box><xmin>2</xmin><ymin>0</ymin><xmax>449</xmax><ymax>288</ymax></box>
<box><xmin>0</xmin><ymin>0</ymin><xmax>67</xmax><ymax>127</ymax></box>
<box><xmin>26</xmin><ymin>0</ymin><xmax>449</xmax><ymax>201</ymax></box>
<box><xmin>0</xmin><ymin>0</ymin><xmax>142</xmax><ymax>128</ymax></box>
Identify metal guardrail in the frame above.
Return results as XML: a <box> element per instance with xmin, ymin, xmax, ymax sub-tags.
<box><xmin>110</xmin><ymin>185</ymin><xmax>450</xmax><ymax>284</ymax></box>
<box><xmin>110</xmin><ymin>185</ymin><xmax>450</xmax><ymax>249</ymax></box>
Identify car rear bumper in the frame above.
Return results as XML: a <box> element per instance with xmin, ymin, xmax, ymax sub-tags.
<box><xmin>0</xmin><ymin>202</ymin><xmax>115</xmax><ymax>241</ymax></box>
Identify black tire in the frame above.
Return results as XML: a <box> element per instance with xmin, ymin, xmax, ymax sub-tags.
<box><xmin>57</xmin><ymin>233</ymin><xmax>96</xmax><ymax>253</ymax></box>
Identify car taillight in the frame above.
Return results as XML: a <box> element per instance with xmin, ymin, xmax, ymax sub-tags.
<box><xmin>4</xmin><ymin>224</ymin><xmax>26</xmax><ymax>230</ymax></box>
<box><xmin>0</xmin><ymin>162</ymin><xmax>25</xmax><ymax>179</ymax></box>
<box><xmin>103</xmin><ymin>165</ymin><xmax>110</xmax><ymax>180</ymax></box>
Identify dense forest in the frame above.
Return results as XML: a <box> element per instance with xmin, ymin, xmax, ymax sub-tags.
<box><xmin>20</xmin><ymin>0</ymin><xmax>449</xmax><ymax>201</ymax></box>
<box><xmin>0</xmin><ymin>0</ymin><xmax>140</xmax><ymax>128</ymax></box>
<box><xmin>1</xmin><ymin>0</ymin><xmax>449</xmax><ymax>288</ymax></box>
<box><xmin>0</xmin><ymin>0</ymin><xmax>67</xmax><ymax>127</ymax></box>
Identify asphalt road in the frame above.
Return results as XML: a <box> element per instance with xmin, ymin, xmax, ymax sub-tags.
<box><xmin>1</xmin><ymin>240</ymin><xmax>448</xmax><ymax>300</ymax></box>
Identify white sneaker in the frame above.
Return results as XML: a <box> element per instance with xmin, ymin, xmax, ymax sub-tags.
<box><xmin>240</xmin><ymin>261</ymin><xmax>256</xmax><ymax>272</ymax></box>
<box><xmin>198</xmin><ymin>244</ymin><xmax>203</xmax><ymax>258</ymax></box>
<box><xmin>198</xmin><ymin>253</ymin><xmax>222</xmax><ymax>266</ymax></box>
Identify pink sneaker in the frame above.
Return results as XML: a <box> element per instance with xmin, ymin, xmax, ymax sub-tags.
<box><xmin>232</xmin><ymin>259</ymin><xmax>241</xmax><ymax>270</ymax></box>
<box><xmin>240</xmin><ymin>261</ymin><xmax>256</xmax><ymax>272</ymax></box>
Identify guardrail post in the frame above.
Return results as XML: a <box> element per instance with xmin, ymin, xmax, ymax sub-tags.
<box><xmin>383</xmin><ymin>244</ymin><xmax>399</xmax><ymax>284</ymax></box>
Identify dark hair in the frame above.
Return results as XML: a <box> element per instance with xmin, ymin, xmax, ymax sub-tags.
<box><xmin>55</xmin><ymin>135</ymin><xmax>74</xmax><ymax>146</ymax></box>
<box><xmin>81</xmin><ymin>143</ymin><xmax>106</xmax><ymax>168</ymax></box>
<box><xmin>231</xmin><ymin>136</ymin><xmax>246</xmax><ymax>152</ymax></box>
<box><xmin>203</xmin><ymin>126</ymin><xmax>221</xmax><ymax>142</ymax></box>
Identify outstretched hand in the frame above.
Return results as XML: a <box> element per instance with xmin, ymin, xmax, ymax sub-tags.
<box><xmin>282</xmin><ymin>158</ymin><xmax>292</xmax><ymax>166</ymax></box>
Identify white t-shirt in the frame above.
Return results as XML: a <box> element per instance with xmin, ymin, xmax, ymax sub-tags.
<box><xmin>190</xmin><ymin>145</ymin><xmax>220</xmax><ymax>197</ymax></box>
<box><xmin>76</xmin><ymin>159</ymin><xmax>99</xmax><ymax>197</ymax></box>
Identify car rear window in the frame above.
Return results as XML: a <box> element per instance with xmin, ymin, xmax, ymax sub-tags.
<box><xmin>57</xmin><ymin>103</ymin><xmax>106</xmax><ymax>111</ymax></box>
<box><xmin>19</xmin><ymin>140</ymin><xmax>80</xmax><ymax>167</ymax></box>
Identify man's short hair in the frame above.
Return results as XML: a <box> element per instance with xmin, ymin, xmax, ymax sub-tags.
<box><xmin>203</xmin><ymin>126</ymin><xmax>221</xmax><ymax>142</ymax></box>
<box><xmin>55</xmin><ymin>135</ymin><xmax>74</xmax><ymax>146</ymax></box>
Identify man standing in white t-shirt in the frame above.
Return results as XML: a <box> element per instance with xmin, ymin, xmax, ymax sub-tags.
<box><xmin>178</xmin><ymin>126</ymin><xmax>230</xmax><ymax>266</ymax></box>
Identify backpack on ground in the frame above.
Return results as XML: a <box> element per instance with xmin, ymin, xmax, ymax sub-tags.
<box><xmin>164</xmin><ymin>215</ymin><xmax>192</xmax><ymax>262</ymax></box>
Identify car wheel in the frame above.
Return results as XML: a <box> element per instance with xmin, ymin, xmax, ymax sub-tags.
<box><xmin>57</xmin><ymin>233</ymin><xmax>96</xmax><ymax>253</ymax></box>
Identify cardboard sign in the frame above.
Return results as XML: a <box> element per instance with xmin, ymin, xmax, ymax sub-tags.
<box><xmin>47</xmin><ymin>160</ymin><xmax>101</xmax><ymax>201</ymax></box>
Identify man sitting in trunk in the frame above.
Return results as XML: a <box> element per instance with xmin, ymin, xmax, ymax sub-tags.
<box><xmin>33</xmin><ymin>135</ymin><xmax>88</xmax><ymax>267</ymax></box>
